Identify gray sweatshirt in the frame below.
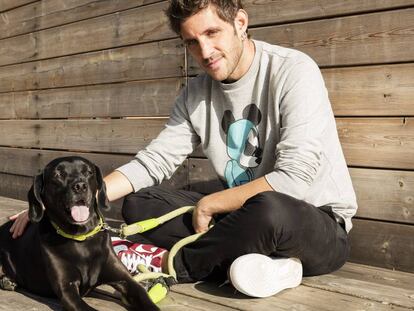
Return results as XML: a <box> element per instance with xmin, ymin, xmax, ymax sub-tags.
<box><xmin>117</xmin><ymin>40</ymin><xmax>358</xmax><ymax>232</ymax></box>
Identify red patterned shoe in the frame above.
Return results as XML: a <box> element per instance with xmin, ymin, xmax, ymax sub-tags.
<box><xmin>111</xmin><ymin>237</ymin><xmax>167</xmax><ymax>274</ymax></box>
<box><xmin>111</xmin><ymin>237</ymin><xmax>134</xmax><ymax>256</ymax></box>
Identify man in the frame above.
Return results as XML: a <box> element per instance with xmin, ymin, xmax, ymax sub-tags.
<box><xmin>11</xmin><ymin>0</ymin><xmax>357</xmax><ymax>298</ymax></box>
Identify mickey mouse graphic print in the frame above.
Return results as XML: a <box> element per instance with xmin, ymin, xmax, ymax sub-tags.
<box><xmin>221</xmin><ymin>104</ymin><xmax>263</xmax><ymax>188</ymax></box>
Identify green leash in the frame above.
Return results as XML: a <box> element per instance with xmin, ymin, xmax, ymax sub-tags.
<box><xmin>115</xmin><ymin>205</ymin><xmax>210</xmax><ymax>304</ymax></box>
<box><xmin>120</xmin><ymin>205</ymin><xmax>196</xmax><ymax>237</ymax></box>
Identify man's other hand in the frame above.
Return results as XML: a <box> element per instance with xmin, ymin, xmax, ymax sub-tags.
<box><xmin>9</xmin><ymin>209</ymin><xmax>29</xmax><ymax>239</ymax></box>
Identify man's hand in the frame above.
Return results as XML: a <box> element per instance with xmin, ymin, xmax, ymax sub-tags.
<box><xmin>193</xmin><ymin>196</ymin><xmax>215</xmax><ymax>233</ymax></box>
<box><xmin>192</xmin><ymin>177</ymin><xmax>274</xmax><ymax>233</ymax></box>
<box><xmin>9</xmin><ymin>209</ymin><xmax>30</xmax><ymax>239</ymax></box>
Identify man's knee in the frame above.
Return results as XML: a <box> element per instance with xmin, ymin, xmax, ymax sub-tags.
<box><xmin>244</xmin><ymin>191</ymin><xmax>309</xmax><ymax>229</ymax></box>
<box><xmin>121</xmin><ymin>190</ymin><xmax>154</xmax><ymax>223</ymax></box>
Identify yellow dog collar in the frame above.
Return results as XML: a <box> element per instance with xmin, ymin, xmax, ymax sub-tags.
<box><xmin>51</xmin><ymin>217</ymin><xmax>104</xmax><ymax>242</ymax></box>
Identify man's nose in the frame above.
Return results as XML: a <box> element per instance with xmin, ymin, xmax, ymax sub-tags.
<box><xmin>199</xmin><ymin>39</ymin><xmax>213</xmax><ymax>59</ymax></box>
<box><xmin>72</xmin><ymin>181</ymin><xmax>87</xmax><ymax>194</ymax></box>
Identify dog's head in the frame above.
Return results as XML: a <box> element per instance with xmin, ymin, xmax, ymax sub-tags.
<box><xmin>28</xmin><ymin>156</ymin><xmax>109</xmax><ymax>228</ymax></box>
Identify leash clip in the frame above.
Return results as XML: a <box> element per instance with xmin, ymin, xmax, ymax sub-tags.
<box><xmin>102</xmin><ymin>223</ymin><xmax>123</xmax><ymax>237</ymax></box>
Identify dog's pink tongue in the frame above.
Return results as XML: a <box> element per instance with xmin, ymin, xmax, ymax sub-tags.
<box><xmin>71</xmin><ymin>205</ymin><xmax>90</xmax><ymax>222</ymax></box>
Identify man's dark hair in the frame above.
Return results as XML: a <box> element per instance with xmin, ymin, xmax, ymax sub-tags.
<box><xmin>165</xmin><ymin>0</ymin><xmax>244</xmax><ymax>35</ymax></box>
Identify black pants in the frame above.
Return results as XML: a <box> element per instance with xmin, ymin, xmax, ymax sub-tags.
<box><xmin>122</xmin><ymin>186</ymin><xmax>349</xmax><ymax>283</ymax></box>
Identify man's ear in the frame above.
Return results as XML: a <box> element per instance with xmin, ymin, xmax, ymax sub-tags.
<box><xmin>95</xmin><ymin>165</ymin><xmax>110</xmax><ymax>211</ymax></box>
<box><xmin>234</xmin><ymin>9</ymin><xmax>249</xmax><ymax>37</ymax></box>
<box><xmin>28</xmin><ymin>173</ymin><xmax>45</xmax><ymax>223</ymax></box>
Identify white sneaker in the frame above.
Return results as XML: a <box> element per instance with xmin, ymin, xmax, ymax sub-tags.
<box><xmin>229</xmin><ymin>254</ymin><xmax>302</xmax><ymax>298</ymax></box>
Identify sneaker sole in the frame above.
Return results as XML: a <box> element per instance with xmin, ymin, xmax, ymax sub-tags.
<box><xmin>229</xmin><ymin>254</ymin><xmax>302</xmax><ymax>298</ymax></box>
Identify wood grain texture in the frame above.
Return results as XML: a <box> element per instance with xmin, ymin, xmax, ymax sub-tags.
<box><xmin>0</xmin><ymin>78</ymin><xmax>183</xmax><ymax>119</ymax></box>
<box><xmin>350</xmin><ymin>168</ymin><xmax>414</xmax><ymax>224</ymax></box>
<box><xmin>0</xmin><ymin>2</ymin><xmax>175</xmax><ymax>66</ymax></box>
<box><xmin>2</xmin><ymin>63</ymin><xmax>413</xmax><ymax>119</ymax></box>
<box><xmin>322</xmin><ymin>262</ymin><xmax>414</xmax><ymax>291</ymax></box>
<box><xmin>250</xmin><ymin>8</ymin><xmax>414</xmax><ymax>66</ymax></box>
<box><xmin>0</xmin><ymin>172</ymin><xmax>31</xmax><ymax>200</ymax></box>
<box><xmin>172</xmin><ymin>279</ymin><xmax>412</xmax><ymax>311</ymax></box>
<box><xmin>349</xmin><ymin>219</ymin><xmax>414</xmax><ymax>273</ymax></box>
<box><xmin>302</xmin><ymin>262</ymin><xmax>414</xmax><ymax>308</ymax></box>
<box><xmin>0</xmin><ymin>147</ymin><xmax>132</xmax><ymax>176</ymax></box>
<box><xmin>325</xmin><ymin>63</ymin><xmax>414</xmax><ymax>117</ymax></box>
<box><xmin>0</xmin><ymin>119</ymin><xmax>167</xmax><ymax>153</ymax></box>
<box><xmin>0</xmin><ymin>0</ymin><xmax>161</xmax><ymax>39</ymax></box>
<box><xmin>0</xmin><ymin>0</ymin><xmax>35</xmax><ymax>12</ymax></box>
<box><xmin>0</xmin><ymin>38</ymin><xmax>184</xmax><ymax>93</ymax></box>
<box><xmin>245</xmin><ymin>0</ymin><xmax>414</xmax><ymax>26</ymax></box>
<box><xmin>337</xmin><ymin>117</ymin><xmax>414</xmax><ymax>170</ymax></box>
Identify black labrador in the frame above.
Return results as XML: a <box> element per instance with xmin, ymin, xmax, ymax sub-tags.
<box><xmin>0</xmin><ymin>156</ymin><xmax>158</xmax><ymax>311</ymax></box>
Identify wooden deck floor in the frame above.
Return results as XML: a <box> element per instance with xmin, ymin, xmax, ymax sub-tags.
<box><xmin>1</xmin><ymin>196</ymin><xmax>413</xmax><ymax>311</ymax></box>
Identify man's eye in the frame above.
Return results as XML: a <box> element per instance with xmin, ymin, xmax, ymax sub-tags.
<box><xmin>207</xmin><ymin>30</ymin><xmax>218</xmax><ymax>37</ymax></box>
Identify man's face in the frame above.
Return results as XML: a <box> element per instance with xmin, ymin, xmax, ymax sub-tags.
<box><xmin>180</xmin><ymin>6</ymin><xmax>246</xmax><ymax>82</ymax></box>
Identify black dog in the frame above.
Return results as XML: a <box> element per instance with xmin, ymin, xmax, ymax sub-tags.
<box><xmin>0</xmin><ymin>156</ymin><xmax>158</xmax><ymax>311</ymax></box>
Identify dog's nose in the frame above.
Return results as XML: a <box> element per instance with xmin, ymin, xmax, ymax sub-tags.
<box><xmin>72</xmin><ymin>181</ymin><xmax>87</xmax><ymax>193</ymax></box>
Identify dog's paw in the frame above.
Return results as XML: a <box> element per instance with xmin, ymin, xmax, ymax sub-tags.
<box><xmin>0</xmin><ymin>276</ymin><xmax>17</xmax><ymax>291</ymax></box>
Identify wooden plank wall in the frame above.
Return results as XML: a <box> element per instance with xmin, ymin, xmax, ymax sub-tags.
<box><xmin>0</xmin><ymin>1</ymin><xmax>413</xmax><ymax>272</ymax></box>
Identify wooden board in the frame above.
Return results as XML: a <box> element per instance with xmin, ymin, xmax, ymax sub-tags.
<box><xmin>2</xmin><ymin>63</ymin><xmax>413</xmax><ymax>119</ymax></box>
<box><xmin>0</xmin><ymin>78</ymin><xmax>184</xmax><ymax>119</ymax></box>
<box><xmin>302</xmin><ymin>262</ymin><xmax>414</xmax><ymax>309</ymax></box>
<box><xmin>0</xmin><ymin>2</ymin><xmax>176</xmax><ymax>66</ymax></box>
<box><xmin>337</xmin><ymin>117</ymin><xmax>414</xmax><ymax>170</ymax></box>
<box><xmin>0</xmin><ymin>173</ymin><xmax>31</xmax><ymax>203</ymax></box>
<box><xmin>349</xmin><ymin>219</ymin><xmax>414</xmax><ymax>273</ymax></box>
<box><xmin>172</xmin><ymin>279</ymin><xmax>412</xmax><ymax>311</ymax></box>
<box><xmin>0</xmin><ymin>0</ymin><xmax>35</xmax><ymax>12</ymax></box>
<box><xmin>0</xmin><ymin>0</ymin><xmax>161</xmax><ymax>40</ymax></box>
<box><xmin>0</xmin><ymin>119</ymin><xmax>168</xmax><ymax>153</ymax></box>
<box><xmin>250</xmin><ymin>8</ymin><xmax>414</xmax><ymax>67</ymax></box>
<box><xmin>0</xmin><ymin>147</ymin><xmax>132</xmax><ymax>177</ymax></box>
<box><xmin>0</xmin><ymin>117</ymin><xmax>413</xmax><ymax>169</ymax></box>
<box><xmin>0</xmin><ymin>38</ymin><xmax>184</xmax><ymax>93</ymax></box>
<box><xmin>245</xmin><ymin>0</ymin><xmax>414</xmax><ymax>26</ymax></box>
<box><xmin>350</xmin><ymin>167</ymin><xmax>414</xmax><ymax>224</ymax></box>
<box><xmin>325</xmin><ymin>63</ymin><xmax>414</xmax><ymax>117</ymax></box>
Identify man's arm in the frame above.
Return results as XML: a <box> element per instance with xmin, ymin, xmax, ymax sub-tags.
<box><xmin>193</xmin><ymin>176</ymin><xmax>273</xmax><ymax>233</ymax></box>
<box><xmin>103</xmin><ymin>171</ymin><xmax>134</xmax><ymax>202</ymax></box>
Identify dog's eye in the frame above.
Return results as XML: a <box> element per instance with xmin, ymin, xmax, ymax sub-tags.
<box><xmin>85</xmin><ymin>169</ymin><xmax>93</xmax><ymax>177</ymax></box>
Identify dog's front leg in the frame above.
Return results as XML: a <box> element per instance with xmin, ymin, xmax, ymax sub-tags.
<box><xmin>101</xmin><ymin>254</ymin><xmax>159</xmax><ymax>311</ymax></box>
<box><xmin>56</xmin><ymin>282</ymin><xmax>97</xmax><ymax>311</ymax></box>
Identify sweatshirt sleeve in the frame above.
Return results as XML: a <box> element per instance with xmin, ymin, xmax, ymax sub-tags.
<box><xmin>116</xmin><ymin>88</ymin><xmax>201</xmax><ymax>192</ymax></box>
<box><xmin>265</xmin><ymin>55</ymin><xmax>332</xmax><ymax>200</ymax></box>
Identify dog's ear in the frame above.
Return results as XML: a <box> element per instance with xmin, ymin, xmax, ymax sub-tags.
<box><xmin>95</xmin><ymin>165</ymin><xmax>110</xmax><ymax>211</ymax></box>
<box><xmin>28</xmin><ymin>173</ymin><xmax>45</xmax><ymax>223</ymax></box>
